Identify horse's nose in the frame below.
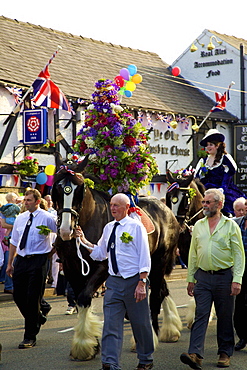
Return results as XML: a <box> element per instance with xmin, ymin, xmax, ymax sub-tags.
<box><xmin>60</xmin><ymin>228</ymin><xmax>73</xmax><ymax>241</ymax></box>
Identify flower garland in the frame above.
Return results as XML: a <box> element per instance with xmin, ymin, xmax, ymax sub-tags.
<box><xmin>73</xmin><ymin>79</ymin><xmax>158</xmax><ymax>195</ymax></box>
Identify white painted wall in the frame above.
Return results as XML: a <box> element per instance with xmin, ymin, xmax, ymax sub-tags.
<box><xmin>141</xmin><ymin>113</ymin><xmax>193</xmax><ymax>174</ymax></box>
<box><xmin>171</xmin><ymin>29</ymin><xmax>246</xmax><ymax>121</ymax></box>
<box><xmin>0</xmin><ymin>86</ymin><xmax>72</xmax><ymax>167</ymax></box>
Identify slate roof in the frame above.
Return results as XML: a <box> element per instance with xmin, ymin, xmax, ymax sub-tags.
<box><xmin>210</xmin><ymin>30</ymin><xmax>247</xmax><ymax>51</ymax></box>
<box><xmin>0</xmin><ymin>16</ymin><xmax>237</xmax><ymax>121</ymax></box>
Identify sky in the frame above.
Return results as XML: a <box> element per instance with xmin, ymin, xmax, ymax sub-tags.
<box><xmin>1</xmin><ymin>0</ymin><xmax>247</xmax><ymax>65</ymax></box>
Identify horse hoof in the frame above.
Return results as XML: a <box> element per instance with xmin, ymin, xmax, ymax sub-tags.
<box><xmin>69</xmin><ymin>339</ymin><xmax>100</xmax><ymax>361</ymax></box>
<box><xmin>70</xmin><ymin>354</ymin><xmax>95</xmax><ymax>361</ymax></box>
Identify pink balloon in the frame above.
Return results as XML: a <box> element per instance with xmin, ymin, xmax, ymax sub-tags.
<box><xmin>172</xmin><ymin>66</ymin><xmax>181</xmax><ymax>76</ymax></box>
<box><xmin>120</xmin><ymin>68</ymin><xmax>130</xmax><ymax>81</ymax></box>
<box><xmin>46</xmin><ymin>175</ymin><xmax>54</xmax><ymax>186</ymax></box>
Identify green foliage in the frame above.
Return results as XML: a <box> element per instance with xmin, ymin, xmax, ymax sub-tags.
<box><xmin>120</xmin><ymin>232</ymin><xmax>133</xmax><ymax>243</ymax></box>
<box><xmin>13</xmin><ymin>156</ymin><xmax>39</xmax><ymax>176</ymax></box>
<box><xmin>36</xmin><ymin>225</ymin><xmax>52</xmax><ymax>235</ymax></box>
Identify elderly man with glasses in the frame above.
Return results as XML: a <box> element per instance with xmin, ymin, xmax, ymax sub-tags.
<box><xmin>180</xmin><ymin>188</ymin><xmax>245</xmax><ymax>369</ymax></box>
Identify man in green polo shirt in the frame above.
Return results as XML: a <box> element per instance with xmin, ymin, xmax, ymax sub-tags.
<box><xmin>180</xmin><ymin>188</ymin><xmax>245</xmax><ymax>369</ymax></box>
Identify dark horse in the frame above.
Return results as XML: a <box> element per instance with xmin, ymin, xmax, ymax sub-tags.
<box><xmin>52</xmin><ymin>155</ymin><xmax>182</xmax><ymax>360</ymax></box>
<box><xmin>165</xmin><ymin>170</ymin><xmax>205</xmax><ymax>265</ymax></box>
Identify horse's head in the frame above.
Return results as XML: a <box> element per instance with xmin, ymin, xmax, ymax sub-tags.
<box><xmin>165</xmin><ymin>170</ymin><xmax>202</xmax><ymax>226</ymax></box>
<box><xmin>52</xmin><ymin>153</ymin><xmax>88</xmax><ymax>241</ymax></box>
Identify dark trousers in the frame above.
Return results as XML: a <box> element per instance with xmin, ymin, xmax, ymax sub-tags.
<box><xmin>102</xmin><ymin>274</ymin><xmax>154</xmax><ymax>368</ymax></box>
<box><xmin>234</xmin><ymin>266</ymin><xmax>247</xmax><ymax>341</ymax></box>
<box><xmin>13</xmin><ymin>254</ymin><xmax>49</xmax><ymax>340</ymax></box>
<box><xmin>66</xmin><ymin>281</ymin><xmax>76</xmax><ymax>307</ymax></box>
<box><xmin>189</xmin><ymin>268</ymin><xmax>235</xmax><ymax>358</ymax></box>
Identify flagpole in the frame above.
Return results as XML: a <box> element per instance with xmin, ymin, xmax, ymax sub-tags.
<box><xmin>196</xmin><ymin>110</ymin><xmax>213</xmax><ymax>130</ymax></box>
<box><xmin>186</xmin><ymin>110</ymin><xmax>213</xmax><ymax>144</ymax></box>
<box><xmin>186</xmin><ymin>81</ymin><xmax>235</xmax><ymax>144</ymax></box>
<box><xmin>3</xmin><ymin>46</ymin><xmax>62</xmax><ymax>125</ymax></box>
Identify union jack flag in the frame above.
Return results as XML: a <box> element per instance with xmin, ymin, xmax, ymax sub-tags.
<box><xmin>32</xmin><ymin>48</ymin><xmax>71</xmax><ymax>112</ymax></box>
<box><xmin>5</xmin><ymin>86</ymin><xmax>23</xmax><ymax>104</ymax></box>
<box><xmin>210</xmin><ymin>82</ymin><xmax>234</xmax><ymax>113</ymax></box>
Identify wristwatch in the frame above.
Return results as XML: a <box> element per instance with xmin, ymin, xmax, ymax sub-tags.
<box><xmin>139</xmin><ymin>278</ymin><xmax>147</xmax><ymax>283</ymax></box>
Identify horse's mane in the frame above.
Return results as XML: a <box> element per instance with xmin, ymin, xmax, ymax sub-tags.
<box><xmin>84</xmin><ymin>173</ymin><xmax>101</xmax><ymax>184</ymax></box>
<box><xmin>91</xmin><ymin>188</ymin><xmax>112</xmax><ymax>202</ymax></box>
<box><xmin>194</xmin><ymin>178</ymin><xmax>205</xmax><ymax>196</ymax></box>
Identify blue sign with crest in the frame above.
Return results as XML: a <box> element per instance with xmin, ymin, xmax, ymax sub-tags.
<box><xmin>23</xmin><ymin>108</ymin><xmax>47</xmax><ymax>145</ymax></box>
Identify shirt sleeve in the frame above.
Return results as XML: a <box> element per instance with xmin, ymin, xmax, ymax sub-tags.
<box><xmin>230</xmin><ymin>221</ymin><xmax>245</xmax><ymax>284</ymax></box>
<box><xmin>187</xmin><ymin>223</ymin><xmax>199</xmax><ymax>283</ymax></box>
<box><xmin>46</xmin><ymin>214</ymin><xmax>57</xmax><ymax>233</ymax></box>
<box><xmin>90</xmin><ymin>225</ymin><xmax>109</xmax><ymax>261</ymax></box>
<box><xmin>135</xmin><ymin>223</ymin><xmax>151</xmax><ymax>273</ymax></box>
<box><xmin>194</xmin><ymin>158</ymin><xmax>204</xmax><ymax>178</ymax></box>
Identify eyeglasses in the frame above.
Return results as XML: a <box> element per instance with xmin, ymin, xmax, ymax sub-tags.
<box><xmin>201</xmin><ymin>200</ymin><xmax>217</xmax><ymax>205</ymax></box>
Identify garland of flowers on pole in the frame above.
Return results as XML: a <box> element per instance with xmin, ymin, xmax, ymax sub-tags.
<box><xmin>72</xmin><ymin>70</ymin><xmax>158</xmax><ymax>195</ymax></box>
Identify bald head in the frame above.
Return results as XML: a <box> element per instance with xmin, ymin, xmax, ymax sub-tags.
<box><xmin>111</xmin><ymin>193</ymin><xmax>130</xmax><ymax>205</ymax></box>
<box><xmin>110</xmin><ymin>193</ymin><xmax>130</xmax><ymax>221</ymax></box>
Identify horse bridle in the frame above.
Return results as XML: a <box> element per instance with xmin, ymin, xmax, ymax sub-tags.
<box><xmin>57</xmin><ymin>207</ymin><xmax>80</xmax><ymax>227</ymax></box>
<box><xmin>167</xmin><ymin>182</ymin><xmax>203</xmax><ymax>226</ymax></box>
<box><xmin>55</xmin><ymin>165</ymin><xmax>84</xmax><ymax>230</ymax></box>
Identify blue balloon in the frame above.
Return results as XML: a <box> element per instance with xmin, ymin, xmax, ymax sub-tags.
<box><xmin>36</xmin><ymin>172</ymin><xmax>47</xmax><ymax>185</ymax></box>
<box><xmin>124</xmin><ymin>90</ymin><xmax>132</xmax><ymax>98</ymax></box>
<box><xmin>127</xmin><ymin>64</ymin><xmax>137</xmax><ymax>76</ymax></box>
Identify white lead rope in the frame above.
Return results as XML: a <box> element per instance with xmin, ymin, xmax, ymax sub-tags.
<box><xmin>75</xmin><ymin>237</ymin><xmax>92</xmax><ymax>276</ymax></box>
<box><xmin>184</xmin><ymin>208</ymin><xmax>203</xmax><ymax>230</ymax></box>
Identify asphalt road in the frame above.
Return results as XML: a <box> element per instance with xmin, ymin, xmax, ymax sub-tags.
<box><xmin>0</xmin><ymin>268</ymin><xmax>246</xmax><ymax>369</ymax></box>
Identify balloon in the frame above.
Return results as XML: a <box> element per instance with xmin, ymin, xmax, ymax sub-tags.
<box><xmin>44</xmin><ymin>164</ymin><xmax>56</xmax><ymax>176</ymax></box>
<box><xmin>120</xmin><ymin>68</ymin><xmax>130</xmax><ymax>81</ymax></box>
<box><xmin>132</xmin><ymin>74</ymin><xmax>143</xmax><ymax>84</ymax></box>
<box><xmin>36</xmin><ymin>172</ymin><xmax>47</xmax><ymax>185</ymax></box>
<box><xmin>172</xmin><ymin>66</ymin><xmax>181</xmax><ymax>77</ymax></box>
<box><xmin>114</xmin><ymin>75</ymin><xmax>125</xmax><ymax>88</ymax></box>
<box><xmin>46</xmin><ymin>175</ymin><xmax>54</xmax><ymax>186</ymax></box>
<box><xmin>124</xmin><ymin>90</ymin><xmax>132</xmax><ymax>98</ymax></box>
<box><xmin>127</xmin><ymin>64</ymin><xmax>137</xmax><ymax>76</ymax></box>
<box><xmin>125</xmin><ymin>81</ymin><xmax>136</xmax><ymax>92</ymax></box>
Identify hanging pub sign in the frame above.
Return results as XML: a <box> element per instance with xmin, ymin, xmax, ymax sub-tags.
<box><xmin>234</xmin><ymin>124</ymin><xmax>247</xmax><ymax>196</ymax></box>
<box><xmin>23</xmin><ymin>108</ymin><xmax>47</xmax><ymax>145</ymax></box>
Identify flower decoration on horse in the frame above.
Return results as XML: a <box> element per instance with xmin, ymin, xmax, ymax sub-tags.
<box><xmin>73</xmin><ymin>78</ymin><xmax>158</xmax><ymax>195</ymax></box>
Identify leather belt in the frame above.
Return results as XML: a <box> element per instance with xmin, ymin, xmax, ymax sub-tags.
<box><xmin>200</xmin><ymin>267</ymin><xmax>232</xmax><ymax>275</ymax></box>
<box><xmin>111</xmin><ymin>273</ymin><xmax>138</xmax><ymax>279</ymax></box>
<box><xmin>18</xmin><ymin>254</ymin><xmax>44</xmax><ymax>259</ymax></box>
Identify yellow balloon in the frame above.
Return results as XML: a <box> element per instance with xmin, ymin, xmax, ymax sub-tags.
<box><xmin>125</xmin><ymin>81</ymin><xmax>136</xmax><ymax>92</ymax></box>
<box><xmin>132</xmin><ymin>74</ymin><xmax>142</xmax><ymax>84</ymax></box>
<box><xmin>44</xmin><ymin>164</ymin><xmax>56</xmax><ymax>176</ymax></box>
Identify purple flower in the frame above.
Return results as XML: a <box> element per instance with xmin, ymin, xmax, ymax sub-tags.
<box><xmin>109</xmin><ymin>168</ymin><xmax>119</xmax><ymax>178</ymax></box>
<box><xmin>88</xmin><ymin>127</ymin><xmax>98</xmax><ymax>137</ymax></box>
<box><xmin>99</xmin><ymin>174</ymin><xmax>108</xmax><ymax>181</ymax></box>
<box><xmin>112</xmin><ymin>122</ymin><xmax>123</xmax><ymax>137</ymax></box>
<box><xmin>101</xmin><ymin>131</ymin><xmax>111</xmax><ymax>138</ymax></box>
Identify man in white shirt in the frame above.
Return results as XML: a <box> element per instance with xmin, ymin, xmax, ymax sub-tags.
<box><xmin>7</xmin><ymin>189</ymin><xmax>57</xmax><ymax>349</ymax></box>
<box><xmin>79</xmin><ymin>193</ymin><xmax>154</xmax><ymax>370</ymax></box>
